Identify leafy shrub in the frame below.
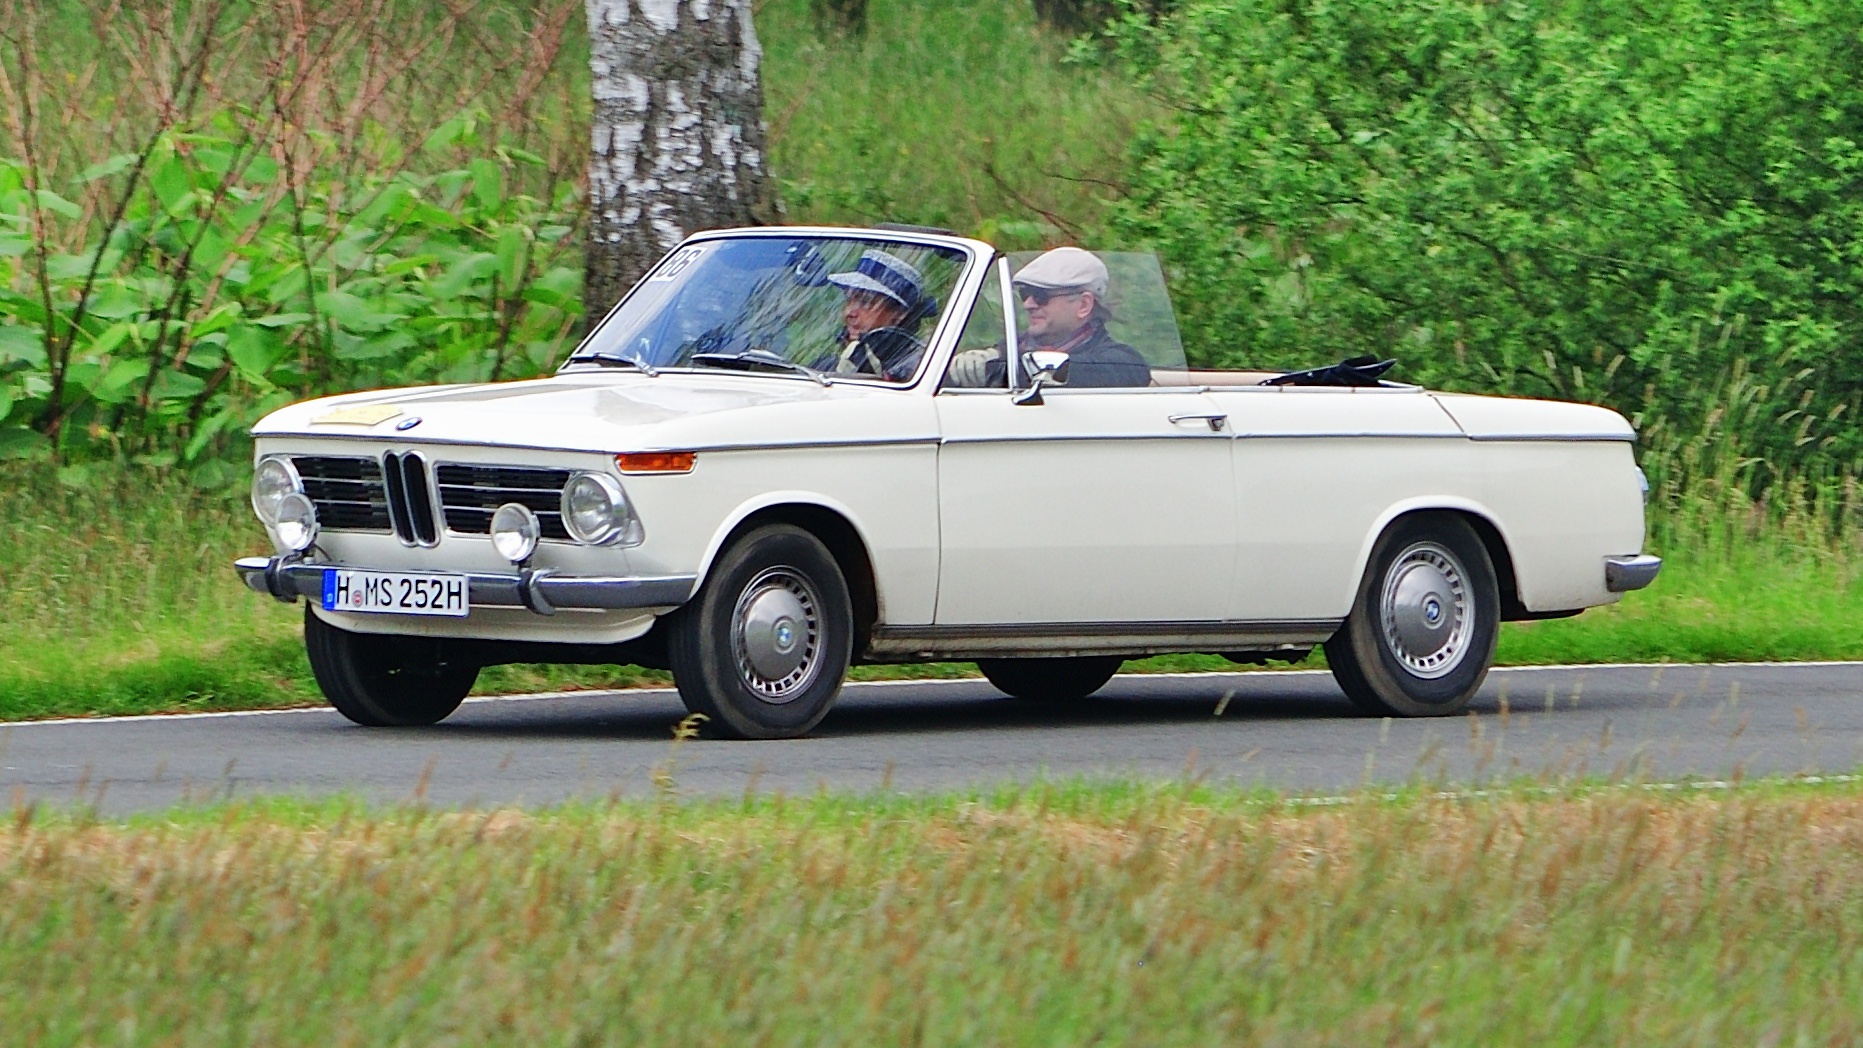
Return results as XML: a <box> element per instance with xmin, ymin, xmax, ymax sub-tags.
<box><xmin>0</xmin><ymin>115</ymin><xmax>582</xmax><ymax>468</ymax></box>
<box><xmin>1111</xmin><ymin>0</ymin><xmax>1863</xmax><ymax>492</ymax></box>
<box><xmin>0</xmin><ymin>0</ymin><xmax>587</xmax><ymax>472</ymax></box>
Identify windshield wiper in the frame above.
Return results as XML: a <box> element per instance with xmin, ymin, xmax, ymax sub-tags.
<box><xmin>689</xmin><ymin>350</ymin><xmax>831</xmax><ymax>386</ymax></box>
<box><xmin>562</xmin><ymin>351</ymin><xmax>658</xmax><ymax>377</ymax></box>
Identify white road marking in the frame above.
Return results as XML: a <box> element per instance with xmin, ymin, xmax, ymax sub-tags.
<box><xmin>4</xmin><ymin>659</ymin><xmax>1860</xmax><ymax>730</ymax></box>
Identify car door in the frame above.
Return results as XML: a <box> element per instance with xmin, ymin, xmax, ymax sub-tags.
<box><xmin>1205</xmin><ymin>384</ymin><xmax>1470</xmax><ymax>622</ymax></box>
<box><xmin>932</xmin><ymin>258</ymin><xmax>1238</xmax><ymax>626</ymax></box>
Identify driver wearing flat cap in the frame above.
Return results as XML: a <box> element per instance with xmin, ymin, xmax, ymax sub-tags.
<box><xmin>819</xmin><ymin>249</ymin><xmax>936</xmax><ymax>381</ymax></box>
<box><xmin>945</xmin><ymin>247</ymin><xmax>1150</xmax><ymax>388</ymax></box>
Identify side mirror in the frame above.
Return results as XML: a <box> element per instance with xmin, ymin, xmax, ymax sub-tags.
<box><xmin>1013</xmin><ymin>350</ymin><xmax>1071</xmax><ymax>406</ymax></box>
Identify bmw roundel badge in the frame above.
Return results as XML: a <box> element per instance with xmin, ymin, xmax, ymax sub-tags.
<box><xmin>395</xmin><ymin>416</ymin><xmax>422</xmax><ymax>431</ymax></box>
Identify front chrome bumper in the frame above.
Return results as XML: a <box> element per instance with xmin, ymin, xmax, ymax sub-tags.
<box><xmin>1604</xmin><ymin>554</ymin><xmax>1663</xmax><ymax>593</ymax></box>
<box><xmin>234</xmin><ymin>556</ymin><xmax>695</xmax><ymax>616</ymax></box>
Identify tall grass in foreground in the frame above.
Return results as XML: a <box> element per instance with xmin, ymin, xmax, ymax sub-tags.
<box><xmin>4</xmin><ymin>784</ymin><xmax>1862</xmax><ymax>1044</ymax></box>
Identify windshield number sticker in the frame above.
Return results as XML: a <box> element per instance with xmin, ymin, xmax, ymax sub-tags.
<box><xmin>650</xmin><ymin>246</ymin><xmax>705</xmax><ymax>282</ymax></box>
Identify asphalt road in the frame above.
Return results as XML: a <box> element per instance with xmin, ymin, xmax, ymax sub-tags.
<box><xmin>5</xmin><ymin>662</ymin><xmax>1862</xmax><ymax>814</ymax></box>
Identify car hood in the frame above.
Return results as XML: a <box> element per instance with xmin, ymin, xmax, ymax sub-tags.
<box><xmin>249</xmin><ymin>372</ymin><xmax>904</xmax><ymax>453</ymax></box>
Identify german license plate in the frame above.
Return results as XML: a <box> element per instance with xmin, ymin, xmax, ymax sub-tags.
<box><xmin>321</xmin><ymin>569</ymin><xmax>469</xmax><ymax>617</ymax></box>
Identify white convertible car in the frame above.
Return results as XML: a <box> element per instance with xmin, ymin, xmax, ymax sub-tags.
<box><xmin>236</xmin><ymin>225</ymin><xmax>1660</xmax><ymax>738</ymax></box>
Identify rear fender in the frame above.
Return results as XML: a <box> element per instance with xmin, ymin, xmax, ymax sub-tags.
<box><xmin>1346</xmin><ymin>497</ymin><xmax>1522</xmax><ymax>615</ymax></box>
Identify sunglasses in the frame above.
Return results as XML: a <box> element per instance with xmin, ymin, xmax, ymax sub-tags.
<box><xmin>1014</xmin><ymin>283</ymin><xmax>1085</xmax><ymax>307</ymax></box>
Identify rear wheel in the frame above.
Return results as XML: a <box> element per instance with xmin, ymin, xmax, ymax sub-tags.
<box><xmin>667</xmin><ymin>524</ymin><xmax>853</xmax><ymax>739</ymax></box>
<box><xmin>303</xmin><ymin>607</ymin><xmax>478</xmax><ymax>726</ymax></box>
<box><xmin>978</xmin><ymin>656</ymin><xmax>1123</xmax><ymax>702</ymax></box>
<box><xmin>1324</xmin><ymin>513</ymin><xmax>1498</xmax><ymax>717</ymax></box>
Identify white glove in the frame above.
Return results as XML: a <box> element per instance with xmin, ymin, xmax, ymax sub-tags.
<box><xmin>833</xmin><ymin>342</ymin><xmax>866</xmax><ymax>374</ymax></box>
<box><xmin>946</xmin><ymin>348</ymin><xmax>999</xmax><ymax>387</ymax></box>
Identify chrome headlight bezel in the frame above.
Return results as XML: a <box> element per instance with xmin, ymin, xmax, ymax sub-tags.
<box><xmin>251</xmin><ymin>455</ymin><xmax>302</xmax><ymax>525</ymax></box>
<box><xmin>561</xmin><ymin>472</ymin><xmax>643</xmax><ymax>547</ymax></box>
<box><xmin>490</xmin><ymin>502</ymin><xmax>542</xmax><ymax>564</ymax></box>
<box><xmin>274</xmin><ymin>491</ymin><xmax>319</xmax><ymax>553</ymax></box>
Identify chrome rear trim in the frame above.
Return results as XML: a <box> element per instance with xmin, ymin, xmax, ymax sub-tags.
<box><xmin>1604</xmin><ymin>554</ymin><xmax>1663</xmax><ymax>592</ymax></box>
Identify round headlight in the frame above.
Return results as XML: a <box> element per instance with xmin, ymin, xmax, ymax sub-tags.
<box><xmin>274</xmin><ymin>492</ymin><xmax>319</xmax><ymax>553</ymax></box>
<box><xmin>251</xmin><ymin>456</ymin><xmax>301</xmax><ymax>525</ymax></box>
<box><xmin>489</xmin><ymin>502</ymin><xmax>541</xmax><ymax>564</ymax></box>
<box><xmin>561</xmin><ymin>472</ymin><xmax>639</xmax><ymax>546</ymax></box>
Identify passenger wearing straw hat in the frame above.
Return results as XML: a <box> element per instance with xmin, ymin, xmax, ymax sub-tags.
<box><xmin>945</xmin><ymin>247</ymin><xmax>1149</xmax><ymax>388</ymax></box>
<box><xmin>820</xmin><ymin>249</ymin><xmax>938</xmax><ymax>381</ymax></box>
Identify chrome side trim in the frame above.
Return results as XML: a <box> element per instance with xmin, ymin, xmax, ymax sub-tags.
<box><xmin>939</xmin><ymin>433</ymin><xmax>1236</xmax><ymax>446</ymax></box>
<box><xmin>1466</xmin><ymin>433</ymin><xmax>1636</xmax><ymax>443</ymax></box>
<box><xmin>1202</xmin><ymin>384</ymin><xmax>1425</xmax><ymax>395</ymax></box>
<box><xmin>667</xmin><ymin>436</ymin><xmax>941</xmax><ymax>454</ymax></box>
<box><xmin>1232</xmin><ymin>432</ymin><xmax>1467</xmax><ymax>441</ymax></box>
<box><xmin>866</xmin><ymin>619</ymin><xmax>1341</xmax><ymax>660</ymax></box>
<box><xmin>235</xmin><ymin>557</ymin><xmax>695</xmax><ymax>613</ymax></box>
<box><xmin>1604</xmin><ymin>554</ymin><xmax>1662</xmax><ymax>593</ymax></box>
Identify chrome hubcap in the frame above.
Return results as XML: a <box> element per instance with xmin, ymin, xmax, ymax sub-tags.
<box><xmin>730</xmin><ymin>568</ymin><xmax>821</xmax><ymax>703</ymax></box>
<box><xmin>1379</xmin><ymin>542</ymin><xmax>1472</xmax><ymax>679</ymax></box>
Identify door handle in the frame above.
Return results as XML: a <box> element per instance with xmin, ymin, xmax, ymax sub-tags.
<box><xmin>1168</xmin><ymin>412</ymin><xmax>1228</xmax><ymax>432</ymax></box>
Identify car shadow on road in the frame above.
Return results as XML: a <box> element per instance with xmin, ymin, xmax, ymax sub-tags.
<box><xmin>426</xmin><ymin>676</ymin><xmax>1365</xmax><ymax>742</ymax></box>
<box><xmin>816</xmin><ymin>690</ymin><xmax>1363</xmax><ymax>738</ymax></box>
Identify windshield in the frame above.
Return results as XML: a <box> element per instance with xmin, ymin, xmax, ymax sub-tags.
<box><xmin>569</xmin><ymin>235</ymin><xmax>970</xmax><ymax>384</ymax></box>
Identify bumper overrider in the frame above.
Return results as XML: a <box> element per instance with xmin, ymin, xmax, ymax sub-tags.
<box><xmin>1604</xmin><ymin>554</ymin><xmax>1662</xmax><ymax>593</ymax></box>
<box><xmin>235</xmin><ymin>556</ymin><xmax>695</xmax><ymax>617</ymax></box>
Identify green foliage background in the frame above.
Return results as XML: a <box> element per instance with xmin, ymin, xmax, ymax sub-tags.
<box><xmin>1</xmin><ymin>0</ymin><xmax>1862</xmax><ymax>713</ymax></box>
<box><xmin>0</xmin><ymin>132</ymin><xmax>580</xmax><ymax>470</ymax></box>
<box><xmin>0</xmin><ymin>0</ymin><xmax>1149</xmax><ymax>474</ymax></box>
<box><xmin>1110</xmin><ymin>0</ymin><xmax>1863</xmax><ymax>494</ymax></box>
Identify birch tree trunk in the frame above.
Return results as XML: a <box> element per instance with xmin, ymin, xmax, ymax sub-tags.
<box><xmin>583</xmin><ymin>0</ymin><xmax>777</xmax><ymax>324</ymax></box>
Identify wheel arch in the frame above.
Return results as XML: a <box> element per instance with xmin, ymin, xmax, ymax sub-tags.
<box><xmin>1353</xmin><ymin>498</ymin><xmax>1531</xmax><ymax>621</ymax></box>
<box><xmin>695</xmin><ymin>494</ymin><xmax>883</xmax><ymax>657</ymax></box>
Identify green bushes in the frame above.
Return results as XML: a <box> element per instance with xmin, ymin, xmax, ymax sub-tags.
<box><xmin>1111</xmin><ymin>0</ymin><xmax>1863</xmax><ymax>494</ymax></box>
<box><xmin>0</xmin><ymin>131</ymin><xmax>581</xmax><ymax>467</ymax></box>
<box><xmin>0</xmin><ymin>0</ymin><xmax>1151</xmax><ymax>470</ymax></box>
<box><xmin>0</xmin><ymin>0</ymin><xmax>587</xmax><ymax>469</ymax></box>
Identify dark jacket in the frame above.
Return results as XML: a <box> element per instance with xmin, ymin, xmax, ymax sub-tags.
<box><xmin>983</xmin><ymin>322</ymin><xmax>1150</xmax><ymax>388</ymax></box>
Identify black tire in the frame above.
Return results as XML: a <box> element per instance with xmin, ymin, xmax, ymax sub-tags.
<box><xmin>666</xmin><ymin>524</ymin><xmax>853</xmax><ymax>739</ymax></box>
<box><xmin>303</xmin><ymin>607</ymin><xmax>478</xmax><ymax>726</ymax></box>
<box><xmin>1324</xmin><ymin>513</ymin><xmax>1499</xmax><ymax>717</ymax></box>
<box><xmin>978</xmin><ymin>656</ymin><xmax>1123</xmax><ymax>702</ymax></box>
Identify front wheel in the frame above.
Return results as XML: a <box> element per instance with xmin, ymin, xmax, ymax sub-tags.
<box><xmin>1324</xmin><ymin>513</ymin><xmax>1499</xmax><ymax>717</ymax></box>
<box><xmin>303</xmin><ymin>607</ymin><xmax>478</xmax><ymax>726</ymax></box>
<box><xmin>978</xmin><ymin>656</ymin><xmax>1124</xmax><ymax>702</ymax></box>
<box><xmin>666</xmin><ymin>524</ymin><xmax>854</xmax><ymax>739</ymax></box>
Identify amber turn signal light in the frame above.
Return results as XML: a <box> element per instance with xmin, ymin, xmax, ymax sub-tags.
<box><xmin>616</xmin><ymin>451</ymin><xmax>696</xmax><ymax>474</ymax></box>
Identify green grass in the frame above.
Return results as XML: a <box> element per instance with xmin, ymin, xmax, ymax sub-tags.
<box><xmin>5</xmin><ymin>778</ymin><xmax>1863</xmax><ymax>1044</ymax></box>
